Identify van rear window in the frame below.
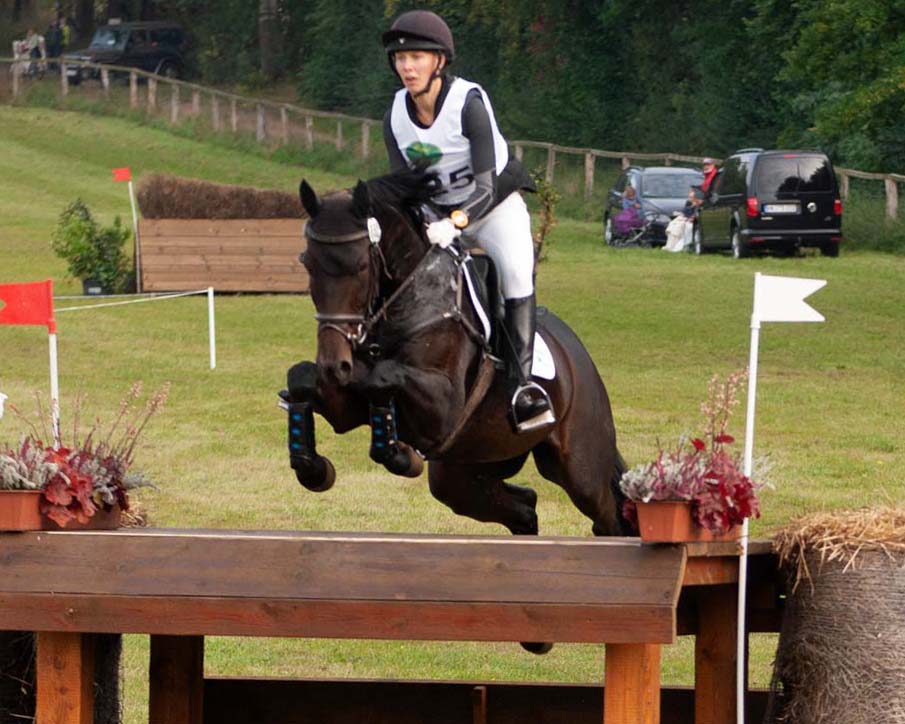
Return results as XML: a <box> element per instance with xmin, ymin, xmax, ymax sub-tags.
<box><xmin>755</xmin><ymin>157</ymin><xmax>833</xmax><ymax>194</ymax></box>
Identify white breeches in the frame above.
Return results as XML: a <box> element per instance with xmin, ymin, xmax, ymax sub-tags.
<box><xmin>468</xmin><ymin>192</ymin><xmax>535</xmax><ymax>299</ymax></box>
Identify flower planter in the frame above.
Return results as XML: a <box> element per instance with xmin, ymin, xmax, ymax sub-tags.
<box><xmin>0</xmin><ymin>490</ymin><xmax>44</xmax><ymax>531</ymax></box>
<box><xmin>41</xmin><ymin>504</ymin><xmax>122</xmax><ymax>531</ymax></box>
<box><xmin>636</xmin><ymin>500</ymin><xmax>738</xmax><ymax>543</ymax></box>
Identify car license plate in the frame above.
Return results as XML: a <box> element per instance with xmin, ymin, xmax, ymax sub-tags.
<box><xmin>763</xmin><ymin>203</ymin><xmax>798</xmax><ymax>214</ymax></box>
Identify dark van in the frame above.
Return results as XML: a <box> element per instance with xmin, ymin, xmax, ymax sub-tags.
<box><xmin>64</xmin><ymin>21</ymin><xmax>186</xmax><ymax>84</ymax></box>
<box><xmin>694</xmin><ymin>149</ymin><xmax>843</xmax><ymax>258</ymax></box>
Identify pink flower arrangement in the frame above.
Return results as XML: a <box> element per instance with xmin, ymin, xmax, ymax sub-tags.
<box><xmin>0</xmin><ymin>383</ymin><xmax>168</xmax><ymax>528</ymax></box>
<box><xmin>620</xmin><ymin>371</ymin><xmax>762</xmax><ymax>535</ymax></box>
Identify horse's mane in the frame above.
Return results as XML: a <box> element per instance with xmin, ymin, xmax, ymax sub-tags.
<box><xmin>366</xmin><ymin>168</ymin><xmax>440</xmax><ymax>213</ymax></box>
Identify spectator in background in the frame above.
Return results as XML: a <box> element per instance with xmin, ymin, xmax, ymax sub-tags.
<box><xmin>700</xmin><ymin>157</ymin><xmax>719</xmax><ymax>194</ymax></box>
<box><xmin>46</xmin><ymin>20</ymin><xmax>62</xmax><ymax>59</ymax></box>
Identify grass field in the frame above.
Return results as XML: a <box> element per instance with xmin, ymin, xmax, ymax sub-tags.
<box><xmin>1</xmin><ymin>106</ymin><xmax>903</xmax><ymax>721</ymax></box>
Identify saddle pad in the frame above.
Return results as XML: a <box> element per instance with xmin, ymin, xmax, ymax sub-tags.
<box><xmin>533</xmin><ymin>333</ymin><xmax>556</xmax><ymax>380</ymax></box>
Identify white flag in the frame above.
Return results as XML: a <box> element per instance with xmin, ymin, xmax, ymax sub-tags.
<box><xmin>752</xmin><ymin>273</ymin><xmax>826</xmax><ymax>323</ymax></box>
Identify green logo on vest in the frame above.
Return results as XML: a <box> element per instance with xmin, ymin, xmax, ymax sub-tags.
<box><xmin>404</xmin><ymin>142</ymin><xmax>443</xmax><ymax>166</ymax></box>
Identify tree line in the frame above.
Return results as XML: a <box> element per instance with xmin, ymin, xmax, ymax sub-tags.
<box><xmin>8</xmin><ymin>0</ymin><xmax>904</xmax><ymax>173</ymax></box>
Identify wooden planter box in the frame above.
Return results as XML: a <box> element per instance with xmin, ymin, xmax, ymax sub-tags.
<box><xmin>0</xmin><ymin>490</ymin><xmax>121</xmax><ymax>532</ymax></box>
<box><xmin>138</xmin><ymin>218</ymin><xmax>309</xmax><ymax>293</ymax></box>
<box><xmin>636</xmin><ymin>501</ymin><xmax>739</xmax><ymax>543</ymax></box>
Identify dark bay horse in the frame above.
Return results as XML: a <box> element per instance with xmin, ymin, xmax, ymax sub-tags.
<box><xmin>286</xmin><ymin>170</ymin><xmax>627</xmax><ymax>540</ymax></box>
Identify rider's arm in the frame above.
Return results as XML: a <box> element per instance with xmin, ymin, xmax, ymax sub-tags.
<box><xmin>455</xmin><ymin>89</ymin><xmax>497</xmax><ymax>223</ymax></box>
<box><xmin>383</xmin><ymin>110</ymin><xmax>408</xmax><ymax>173</ymax></box>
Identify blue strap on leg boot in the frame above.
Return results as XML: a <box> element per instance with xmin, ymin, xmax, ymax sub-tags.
<box><xmin>282</xmin><ymin>361</ymin><xmax>334</xmax><ymax>491</ymax></box>
<box><xmin>369</xmin><ymin>401</ymin><xmax>399</xmax><ymax>464</ymax></box>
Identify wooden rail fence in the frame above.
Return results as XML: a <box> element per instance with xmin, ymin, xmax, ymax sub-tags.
<box><xmin>0</xmin><ymin>529</ymin><xmax>782</xmax><ymax>724</ymax></box>
<box><xmin>3</xmin><ymin>56</ymin><xmax>900</xmax><ymax>218</ymax></box>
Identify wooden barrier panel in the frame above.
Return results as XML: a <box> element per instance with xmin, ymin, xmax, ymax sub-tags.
<box><xmin>138</xmin><ymin>218</ymin><xmax>308</xmax><ymax>293</ymax></box>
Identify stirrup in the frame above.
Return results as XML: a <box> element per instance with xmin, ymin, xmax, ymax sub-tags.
<box><xmin>510</xmin><ymin>381</ymin><xmax>555</xmax><ymax>433</ymax></box>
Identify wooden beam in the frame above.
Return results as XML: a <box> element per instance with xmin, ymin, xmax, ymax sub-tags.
<box><xmin>36</xmin><ymin>632</ymin><xmax>94</xmax><ymax>724</ymax></box>
<box><xmin>150</xmin><ymin>635</ymin><xmax>204</xmax><ymax>724</ymax></box>
<box><xmin>694</xmin><ymin>585</ymin><xmax>737</xmax><ymax>724</ymax></box>
<box><xmin>129</xmin><ymin>72</ymin><xmax>138</xmax><ymax>108</ymax></box>
<box><xmin>604</xmin><ymin>643</ymin><xmax>660</xmax><ymax>724</ymax></box>
<box><xmin>885</xmin><ymin>178</ymin><xmax>898</xmax><ymax>220</ymax></box>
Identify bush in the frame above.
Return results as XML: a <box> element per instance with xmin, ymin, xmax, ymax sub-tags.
<box><xmin>51</xmin><ymin>200</ymin><xmax>133</xmax><ymax>293</ymax></box>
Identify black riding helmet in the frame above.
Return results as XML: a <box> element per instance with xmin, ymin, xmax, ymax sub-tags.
<box><xmin>382</xmin><ymin>10</ymin><xmax>455</xmax><ymax>61</ymax></box>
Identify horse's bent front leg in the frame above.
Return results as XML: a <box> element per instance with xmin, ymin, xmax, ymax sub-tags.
<box><xmin>285</xmin><ymin>361</ymin><xmax>336</xmax><ymax>492</ymax></box>
<box><xmin>368</xmin><ymin>400</ymin><xmax>424</xmax><ymax>477</ymax></box>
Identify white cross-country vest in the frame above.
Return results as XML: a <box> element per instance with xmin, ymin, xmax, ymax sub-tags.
<box><xmin>390</xmin><ymin>78</ymin><xmax>509</xmax><ymax>206</ymax></box>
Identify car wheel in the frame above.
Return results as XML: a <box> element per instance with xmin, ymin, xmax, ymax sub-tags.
<box><xmin>731</xmin><ymin>228</ymin><xmax>749</xmax><ymax>259</ymax></box>
<box><xmin>692</xmin><ymin>224</ymin><xmax>703</xmax><ymax>255</ymax></box>
<box><xmin>820</xmin><ymin>240</ymin><xmax>840</xmax><ymax>257</ymax></box>
<box><xmin>158</xmin><ymin>62</ymin><xmax>180</xmax><ymax>80</ymax></box>
<box><xmin>603</xmin><ymin>215</ymin><xmax>613</xmax><ymax>245</ymax></box>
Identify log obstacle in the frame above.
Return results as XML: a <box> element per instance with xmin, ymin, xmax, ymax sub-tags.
<box><xmin>0</xmin><ymin>530</ymin><xmax>781</xmax><ymax>724</ymax></box>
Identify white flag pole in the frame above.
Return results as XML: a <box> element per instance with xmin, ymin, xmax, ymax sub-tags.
<box><xmin>208</xmin><ymin>286</ymin><xmax>216</xmax><ymax>370</ymax></box>
<box><xmin>127</xmin><ymin>179</ymin><xmax>143</xmax><ymax>293</ymax></box>
<box><xmin>737</xmin><ymin>273</ymin><xmax>763</xmax><ymax>724</ymax></box>
<box><xmin>48</xmin><ymin>330</ymin><xmax>61</xmax><ymax>448</ymax></box>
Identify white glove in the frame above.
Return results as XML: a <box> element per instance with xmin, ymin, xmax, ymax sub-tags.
<box><xmin>426</xmin><ymin>218</ymin><xmax>461</xmax><ymax>249</ymax></box>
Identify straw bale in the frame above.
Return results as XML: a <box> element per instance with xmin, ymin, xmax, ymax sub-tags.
<box><xmin>766</xmin><ymin>507</ymin><xmax>905</xmax><ymax>724</ymax></box>
<box><xmin>136</xmin><ymin>173</ymin><xmax>307</xmax><ymax>220</ymax></box>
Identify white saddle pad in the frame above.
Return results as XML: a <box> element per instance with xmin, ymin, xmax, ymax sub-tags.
<box><xmin>532</xmin><ymin>333</ymin><xmax>556</xmax><ymax>380</ymax></box>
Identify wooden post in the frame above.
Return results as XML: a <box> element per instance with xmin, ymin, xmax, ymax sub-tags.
<box><xmin>885</xmin><ymin>177</ymin><xmax>898</xmax><ymax>221</ymax></box>
<box><xmin>170</xmin><ymin>84</ymin><xmax>179</xmax><ymax>124</ymax></box>
<box><xmin>256</xmin><ymin>104</ymin><xmax>266</xmax><ymax>142</ymax></box>
<box><xmin>149</xmin><ymin>635</ymin><xmax>204</xmax><ymax>724</ymax></box>
<box><xmin>361</xmin><ymin>121</ymin><xmax>370</xmax><ymax>160</ymax></box>
<box><xmin>584</xmin><ymin>151</ymin><xmax>596</xmax><ymax>200</ymax></box>
<box><xmin>100</xmin><ymin>67</ymin><xmax>109</xmax><ymax>98</ymax></box>
<box><xmin>148</xmin><ymin>77</ymin><xmax>157</xmax><ymax>112</ymax></box>
<box><xmin>280</xmin><ymin>106</ymin><xmax>289</xmax><ymax>145</ymax></box>
<box><xmin>515</xmin><ymin>144</ymin><xmax>523</xmax><ymax>162</ymax></box>
<box><xmin>839</xmin><ymin>171</ymin><xmax>849</xmax><ymax>201</ymax></box>
<box><xmin>36</xmin><ymin>632</ymin><xmax>95</xmax><ymax>724</ymax></box>
<box><xmin>60</xmin><ymin>63</ymin><xmax>68</xmax><ymax>97</ymax></box>
<box><xmin>12</xmin><ymin>61</ymin><xmax>21</xmax><ymax>98</ymax></box>
<box><xmin>211</xmin><ymin>95</ymin><xmax>220</xmax><ymax>131</ymax></box>
<box><xmin>130</xmin><ymin>71</ymin><xmax>138</xmax><ymax>108</ymax></box>
<box><xmin>230</xmin><ymin>98</ymin><xmax>238</xmax><ymax>132</ymax></box>
<box><xmin>694</xmin><ymin>585</ymin><xmax>738</xmax><ymax>724</ymax></box>
<box><xmin>604</xmin><ymin>643</ymin><xmax>660</xmax><ymax>724</ymax></box>
<box><xmin>305</xmin><ymin>115</ymin><xmax>314</xmax><ymax>150</ymax></box>
<box><xmin>336</xmin><ymin>120</ymin><xmax>344</xmax><ymax>150</ymax></box>
<box><xmin>545</xmin><ymin>145</ymin><xmax>555</xmax><ymax>184</ymax></box>
<box><xmin>622</xmin><ymin>156</ymin><xmax>631</xmax><ymax>169</ymax></box>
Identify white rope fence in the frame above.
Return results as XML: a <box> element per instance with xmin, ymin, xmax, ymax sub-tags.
<box><xmin>55</xmin><ymin>287</ymin><xmax>216</xmax><ymax>369</ymax></box>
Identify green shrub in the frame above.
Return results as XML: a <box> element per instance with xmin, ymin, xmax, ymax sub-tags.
<box><xmin>51</xmin><ymin>200</ymin><xmax>134</xmax><ymax>293</ymax></box>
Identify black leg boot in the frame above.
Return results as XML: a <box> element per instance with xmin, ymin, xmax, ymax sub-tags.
<box><xmin>504</xmin><ymin>295</ymin><xmax>555</xmax><ymax>433</ymax></box>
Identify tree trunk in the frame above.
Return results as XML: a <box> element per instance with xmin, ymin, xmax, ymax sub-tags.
<box><xmin>258</xmin><ymin>0</ymin><xmax>281</xmax><ymax>80</ymax></box>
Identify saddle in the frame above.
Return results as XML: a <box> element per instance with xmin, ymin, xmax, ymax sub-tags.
<box><xmin>460</xmin><ymin>249</ymin><xmax>504</xmax><ymax>355</ymax></box>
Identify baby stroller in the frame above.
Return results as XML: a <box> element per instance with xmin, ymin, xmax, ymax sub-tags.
<box><xmin>605</xmin><ymin>206</ymin><xmax>659</xmax><ymax>248</ymax></box>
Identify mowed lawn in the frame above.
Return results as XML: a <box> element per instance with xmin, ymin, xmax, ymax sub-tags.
<box><xmin>1</xmin><ymin>106</ymin><xmax>903</xmax><ymax>721</ymax></box>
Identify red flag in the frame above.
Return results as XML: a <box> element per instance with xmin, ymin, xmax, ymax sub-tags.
<box><xmin>112</xmin><ymin>167</ymin><xmax>132</xmax><ymax>182</ymax></box>
<box><xmin>0</xmin><ymin>280</ymin><xmax>56</xmax><ymax>333</ymax></box>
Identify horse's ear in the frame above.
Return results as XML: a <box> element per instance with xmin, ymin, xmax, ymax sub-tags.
<box><xmin>351</xmin><ymin>179</ymin><xmax>371</xmax><ymax>219</ymax></box>
<box><xmin>299</xmin><ymin>179</ymin><xmax>320</xmax><ymax>218</ymax></box>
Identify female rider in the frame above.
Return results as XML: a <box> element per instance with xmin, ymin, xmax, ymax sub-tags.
<box><xmin>382</xmin><ymin>10</ymin><xmax>554</xmax><ymax>433</ymax></box>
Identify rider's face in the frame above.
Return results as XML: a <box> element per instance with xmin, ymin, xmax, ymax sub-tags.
<box><xmin>394</xmin><ymin>50</ymin><xmax>442</xmax><ymax>93</ymax></box>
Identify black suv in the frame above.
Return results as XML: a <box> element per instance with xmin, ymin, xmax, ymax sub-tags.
<box><xmin>694</xmin><ymin>149</ymin><xmax>842</xmax><ymax>258</ymax></box>
<box><xmin>64</xmin><ymin>21</ymin><xmax>186</xmax><ymax>84</ymax></box>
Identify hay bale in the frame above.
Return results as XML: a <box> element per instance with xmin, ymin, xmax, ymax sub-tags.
<box><xmin>766</xmin><ymin>507</ymin><xmax>905</xmax><ymax>724</ymax></box>
<box><xmin>136</xmin><ymin>173</ymin><xmax>306</xmax><ymax>220</ymax></box>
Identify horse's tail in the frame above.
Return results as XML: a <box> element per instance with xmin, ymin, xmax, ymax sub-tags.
<box><xmin>610</xmin><ymin>449</ymin><xmax>634</xmax><ymax>535</ymax></box>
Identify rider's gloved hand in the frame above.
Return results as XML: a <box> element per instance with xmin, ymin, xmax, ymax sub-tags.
<box><xmin>426</xmin><ymin>218</ymin><xmax>461</xmax><ymax>249</ymax></box>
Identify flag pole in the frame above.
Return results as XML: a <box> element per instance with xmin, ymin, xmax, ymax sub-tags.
<box><xmin>737</xmin><ymin>274</ymin><xmax>763</xmax><ymax>724</ymax></box>
<box><xmin>127</xmin><ymin>178</ymin><xmax>142</xmax><ymax>293</ymax></box>
<box><xmin>46</xmin><ymin>280</ymin><xmax>61</xmax><ymax>448</ymax></box>
<box><xmin>208</xmin><ymin>286</ymin><xmax>216</xmax><ymax>370</ymax></box>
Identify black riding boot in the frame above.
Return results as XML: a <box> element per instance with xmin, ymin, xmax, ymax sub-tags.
<box><xmin>504</xmin><ymin>295</ymin><xmax>555</xmax><ymax>433</ymax></box>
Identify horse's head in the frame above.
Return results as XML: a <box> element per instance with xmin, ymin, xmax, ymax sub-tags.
<box><xmin>299</xmin><ymin>179</ymin><xmax>376</xmax><ymax>386</ymax></box>
<box><xmin>299</xmin><ymin>171</ymin><xmax>439</xmax><ymax>385</ymax></box>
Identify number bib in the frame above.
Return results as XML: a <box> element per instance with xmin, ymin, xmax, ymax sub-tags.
<box><xmin>390</xmin><ymin>78</ymin><xmax>509</xmax><ymax>206</ymax></box>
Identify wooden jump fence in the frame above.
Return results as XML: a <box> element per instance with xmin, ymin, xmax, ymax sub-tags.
<box><xmin>2</xmin><ymin>57</ymin><xmax>902</xmax><ymax>219</ymax></box>
<box><xmin>0</xmin><ymin>528</ymin><xmax>782</xmax><ymax>724</ymax></box>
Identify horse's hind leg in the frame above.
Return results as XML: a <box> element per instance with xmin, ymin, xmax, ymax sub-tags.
<box><xmin>533</xmin><ymin>439</ymin><xmax>628</xmax><ymax>537</ymax></box>
<box><xmin>428</xmin><ymin>456</ymin><xmax>537</xmax><ymax>535</ymax></box>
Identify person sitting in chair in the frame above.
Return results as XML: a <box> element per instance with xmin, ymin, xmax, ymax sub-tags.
<box><xmin>381</xmin><ymin>10</ymin><xmax>554</xmax><ymax>433</ymax></box>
